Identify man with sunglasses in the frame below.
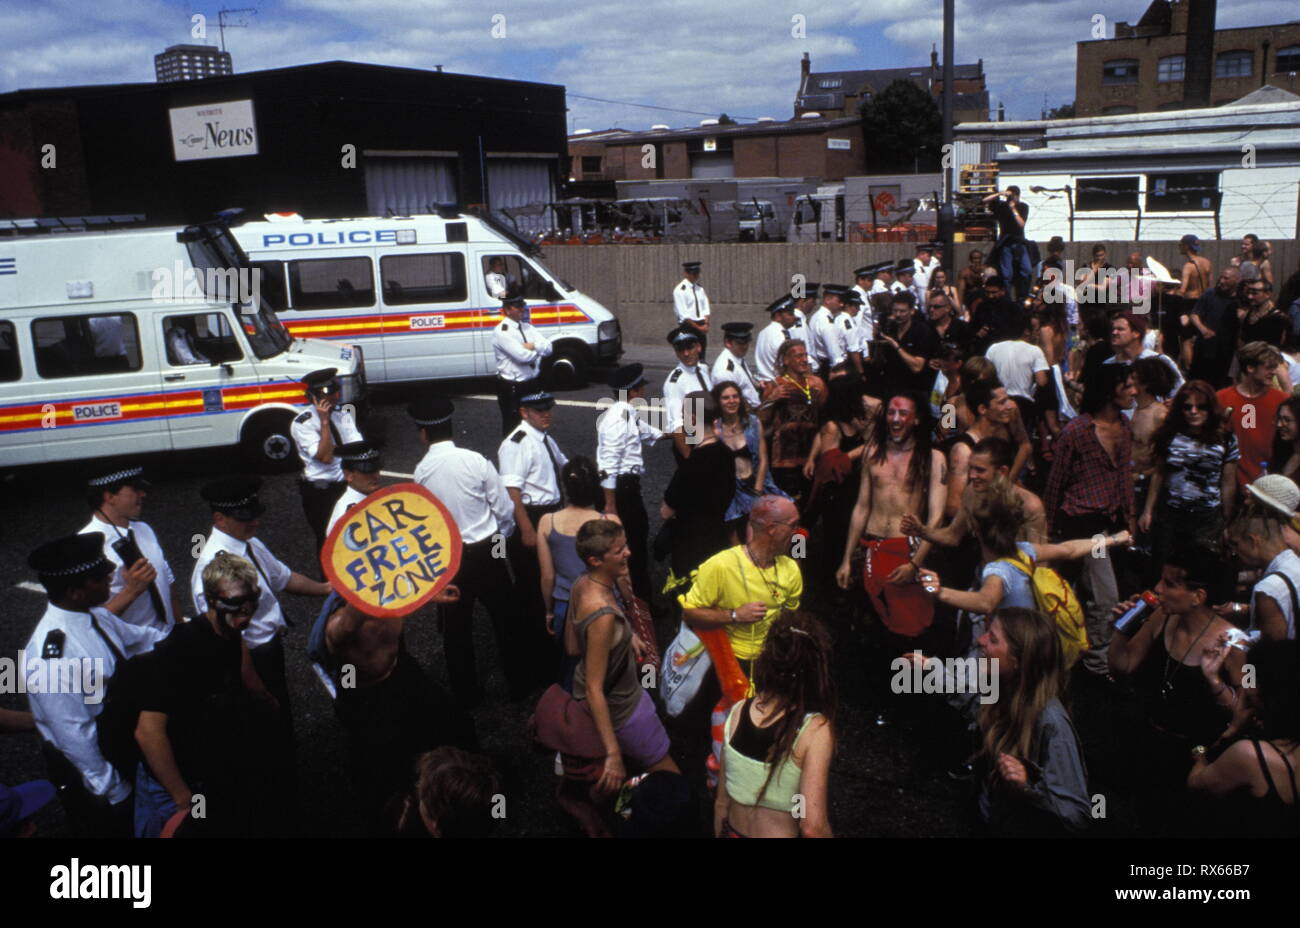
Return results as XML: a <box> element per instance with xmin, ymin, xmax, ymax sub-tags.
<box><xmin>118</xmin><ymin>553</ymin><xmax>268</xmax><ymax>836</ymax></box>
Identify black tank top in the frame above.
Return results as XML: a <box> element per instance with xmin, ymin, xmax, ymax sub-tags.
<box><xmin>1133</xmin><ymin>627</ymin><xmax>1231</xmax><ymax>746</ymax></box>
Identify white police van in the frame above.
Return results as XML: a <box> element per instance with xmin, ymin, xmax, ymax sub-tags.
<box><xmin>233</xmin><ymin>210</ymin><xmax>621</xmax><ymax>387</ymax></box>
<box><xmin>0</xmin><ymin>217</ymin><xmax>365</xmax><ymax>471</ymax></box>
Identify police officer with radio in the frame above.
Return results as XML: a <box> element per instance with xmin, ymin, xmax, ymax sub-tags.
<box><xmin>493</xmin><ymin>296</ymin><xmax>554</xmax><ymax>437</ymax></box>
<box><xmin>24</xmin><ymin>533</ymin><xmax>166</xmax><ymax>836</ymax></box>
<box><xmin>291</xmin><ymin>368</ymin><xmax>363</xmax><ymax>555</ymax></box>
<box><xmin>80</xmin><ymin>464</ymin><xmax>181</xmax><ymax>630</ymax></box>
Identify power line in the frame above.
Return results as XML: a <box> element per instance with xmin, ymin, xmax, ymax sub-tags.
<box><xmin>566</xmin><ymin>92</ymin><xmax>760</xmax><ymax>122</ymax></box>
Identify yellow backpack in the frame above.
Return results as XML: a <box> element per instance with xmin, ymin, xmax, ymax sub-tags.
<box><xmin>1002</xmin><ymin>551</ymin><xmax>1088</xmax><ymax>667</ymax></box>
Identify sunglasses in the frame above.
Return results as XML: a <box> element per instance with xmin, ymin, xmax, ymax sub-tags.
<box><xmin>213</xmin><ymin>591</ymin><xmax>260</xmax><ymax>612</ymax></box>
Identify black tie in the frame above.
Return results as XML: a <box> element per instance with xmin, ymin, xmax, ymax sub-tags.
<box><xmin>783</xmin><ymin>328</ymin><xmax>791</xmax><ymax>340</ymax></box>
<box><xmin>542</xmin><ymin>433</ymin><xmax>565</xmax><ymax>504</ymax></box>
<box><xmin>328</xmin><ymin>416</ymin><xmax>342</xmax><ymax>447</ymax></box>
<box><xmin>129</xmin><ymin>530</ymin><xmax>169</xmax><ymax>627</ymax></box>
<box><xmin>88</xmin><ymin>612</ymin><xmax>125</xmax><ymax>665</ymax></box>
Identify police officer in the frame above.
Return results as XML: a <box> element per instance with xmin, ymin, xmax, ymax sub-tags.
<box><xmin>852</xmin><ymin>265</ymin><xmax>875</xmax><ymax>307</ymax></box>
<box><xmin>326</xmin><ymin>440</ymin><xmax>383</xmax><ymax>536</ymax></box>
<box><xmin>869</xmin><ymin>261</ymin><xmax>894</xmax><ymax>297</ymax></box>
<box><xmin>673</xmin><ymin>260</ymin><xmax>711</xmax><ymax>353</ymax></box>
<box><xmin>840</xmin><ymin>289</ymin><xmax>869</xmax><ymax>375</ymax></box>
<box><xmin>755</xmin><ymin>295</ymin><xmax>799</xmax><ymax>386</ymax></box>
<box><xmin>25</xmin><ymin>533</ymin><xmax>166</xmax><ymax>835</ymax></box>
<box><xmin>596</xmin><ymin>364</ymin><xmax>665</xmax><ymax>600</ymax></box>
<box><xmin>896</xmin><ymin>258</ymin><xmax>925</xmax><ymax>308</ymax></box>
<box><xmin>498</xmin><ymin>391</ymin><xmax>569</xmax><ymax>690</ymax></box>
<box><xmin>411</xmin><ymin>396</ymin><xmax>521</xmax><ymax>706</ymax></box>
<box><xmin>485</xmin><ymin>256</ymin><xmax>510</xmax><ymax>300</ymax></box>
<box><xmin>291</xmin><ymin>368</ymin><xmax>363</xmax><ymax>555</ymax></box>
<box><xmin>492</xmin><ymin>295</ymin><xmax>553</xmax><ymax>437</ymax></box>
<box><xmin>663</xmin><ymin>326</ymin><xmax>713</xmax><ymax>460</ymax></box>
<box><xmin>80</xmin><ymin>464</ymin><xmax>180</xmax><ymax>629</ymax></box>
<box><xmin>711</xmin><ymin>321</ymin><xmax>761</xmax><ymax>408</ymax></box>
<box><xmin>793</xmin><ymin>279</ymin><xmax>819</xmax><ymax>332</ymax></box>
<box><xmin>913</xmin><ymin>241</ymin><xmax>941</xmax><ymax>293</ymax></box>
<box><xmin>806</xmin><ymin>285</ymin><xmax>846</xmax><ymax>379</ymax></box>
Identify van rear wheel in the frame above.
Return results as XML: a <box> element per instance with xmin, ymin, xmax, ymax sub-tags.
<box><xmin>241</xmin><ymin>411</ymin><xmax>298</xmax><ymax>473</ymax></box>
<box><xmin>548</xmin><ymin>345</ymin><xmax>588</xmax><ymax>390</ymax></box>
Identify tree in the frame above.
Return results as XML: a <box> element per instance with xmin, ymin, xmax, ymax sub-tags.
<box><xmin>1045</xmin><ymin>101</ymin><xmax>1076</xmax><ymax>119</ymax></box>
<box><xmin>858</xmin><ymin>80</ymin><xmax>942</xmax><ymax>173</ymax></box>
<box><xmin>717</xmin><ymin>113</ymin><xmax>737</xmax><ymax>125</ymax></box>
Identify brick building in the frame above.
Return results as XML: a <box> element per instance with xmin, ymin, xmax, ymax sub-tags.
<box><xmin>567</xmin><ymin>115</ymin><xmax>865</xmax><ymax>183</ymax></box>
<box><xmin>795</xmin><ymin>50</ymin><xmax>990</xmax><ymax>125</ymax></box>
<box><xmin>1075</xmin><ymin>0</ymin><xmax>1300</xmax><ymax>116</ymax></box>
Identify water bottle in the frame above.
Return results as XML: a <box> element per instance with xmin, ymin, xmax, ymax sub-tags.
<box><xmin>1115</xmin><ymin>591</ymin><xmax>1160</xmax><ymax>637</ymax></box>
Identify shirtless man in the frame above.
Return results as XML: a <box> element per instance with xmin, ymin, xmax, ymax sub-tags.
<box><xmin>1130</xmin><ymin>360</ymin><xmax>1173</xmax><ymax>482</ymax></box>
<box><xmin>904</xmin><ymin>436</ymin><xmax>1047</xmax><ymax>550</ymax></box>
<box><xmin>942</xmin><ymin>379</ymin><xmax>1017</xmax><ymax>521</ymax></box>
<box><xmin>315</xmin><ymin>586</ymin><xmax>476</xmax><ymax>829</ymax></box>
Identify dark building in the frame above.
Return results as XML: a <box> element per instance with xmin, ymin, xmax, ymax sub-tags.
<box><xmin>0</xmin><ymin>61</ymin><xmax>568</xmax><ymax>232</ymax></box>
<box><xmin>1075</xmin><ymin>0</ymin><xmax>1300</xmax><ymax>116</ymax></box>
<box><xmin>794</xmin><ymin>50</ymin><xmax>990</xmax><ymax>125</ymax></box>
<box><xmin>155</xmin><ymin>44</ymin><xmax>234</xmax><ymax>83</ymax></box>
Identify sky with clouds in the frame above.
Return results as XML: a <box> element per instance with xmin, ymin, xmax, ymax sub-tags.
<box><xmin>2</xmin><ymin>0</ymin><xmax>1296</xmax><ymax>127</ymax></box>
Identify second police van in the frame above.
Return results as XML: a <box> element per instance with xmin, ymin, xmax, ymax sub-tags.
<box><xmin>233</xmin><ymin>210</ymin><xmax>622</xmax><ymax>387</ymax></box>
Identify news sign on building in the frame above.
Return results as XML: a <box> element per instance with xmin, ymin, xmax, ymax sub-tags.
<box><xmin>168</xmin><ymin>99</ymin><xmax>259</xmax><ymax>162</ymax></box>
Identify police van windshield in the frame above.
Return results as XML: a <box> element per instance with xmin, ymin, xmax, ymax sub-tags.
<box><xmin>181</xmin><ymin>221</ymin><xmax>293</xmax><ymax>359</ymax></box>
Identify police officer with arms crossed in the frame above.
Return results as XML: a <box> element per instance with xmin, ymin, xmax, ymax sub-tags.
<box><xmin>673</xmin><ymin>260</ymin><xmax>711</xmax><ymax>353</ymax></box>
<box><xmin>664</xmin><ymin>326</ymin><xmax>713</xmax><ymax>460</ymax></box>
<box><xmin>24</xmin><ymin>533</ymin><xmax>166</xmax><ymax>835</ymax></box>
<box><xmin>292</xmin><ymin>368</ymin><xmax>362</xmax><ymax>555</ymax></box>
<box><xmin>711</xmin><ymin>321</ymin><xmax>761</xmax><ymax>408</ymax></box>
<box><xmin>498</xmin><ymin>391</ymin><xmax>570</xmax><ymax>690</ymax></box>
<box><xmin>410</xmin><ymin>397</ymin><xmax>524</xmax><ymax>705</ymax></box>
<box><xmin>80</xmin><ymin>464</ymin><xmax>181</xmax><ymax>630</ymax></box>
<box><xmin>326</xmin><ymin>440</ymin><xmax>384</xmax><ymax>536</ymax></box>
<box><xmin>493</xmin><ymin>295</ymin><xmax>553</xmax><ymax>437</ymax></box>
<box><xmin>597</xmin><ymin>363</ymin><xmax>665</xmax><ymax>601</ymax></box>
<box><xmin>755</xmin><ymin>295</ymin><xmax>799</xmax><ymax>388</ymax></box>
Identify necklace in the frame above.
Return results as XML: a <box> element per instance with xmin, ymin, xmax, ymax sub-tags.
<box><xmin>1161</xmin><ymin>612</ymin><xmax>1214</xmax><ymax>700</ymax></box>
<box><xmin>744</xmin><ymin>544</ymin><xmax>786</xmax><ymax>606</ymax></box>
<box><xmin>782</xmin><ymin>374</ymin><xmax>812</xmax><ymax>403</ymax></box>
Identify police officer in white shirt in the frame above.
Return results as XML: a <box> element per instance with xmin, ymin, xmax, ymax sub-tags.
<box><xmin>815</xmin><ymin>287</ymin><xmax>857</xmax><ymax>376</ymax></box>
<box><xmin>711</xmin><ymin>321</ymin><xmax>761</xmax><ymax>408</ymax></box>
<box><xmin>755</xmin><ymin>296</ymin><xmax>799</xmax><ymax>386</ymax></box>
<box><xmin>410</xmin><ymin>396</ymin><xmax>523</xmax><ymax>705</ymax></box>
<box><xmin>895</xmin><ymin>260</ymin><xmax>924</xmax><ymax>307</ymax></box>
<box><xmin>597</xmin><ymin>364</ymin><xmax>665</xmax><ymax>600</ymax></box>
<box><xmin>852</xmin><ymin>265</ymin><xmax>875</xmax><ymax>307</ymax></box>
<box><xmin>840</xmin><ymin>289</ymin><xmax>870</xmax><ymax>374</ymax></box>
<box><xmin>792</xmin><ymin>279</ymin><xmax>818</xmax><ymax>333</ymax></box>
<box><xmin>326</xmin><ymin>441</ymin><xmax>383</xmax><ymax>536</ymax></box>
<box><xmin>291</xmin><ymin>368</ymin><xmax>363</xmax><ymax>555</ymax></box>
<box><xmin>25</xmin><ymin>533</ymin><xmax>166</xmax><ymax>835</ymax></box>
<box><xmin>498</xmin><ymin>391</ymin><xmax>569</xmax><ymax>695</ymax></box>
<box><xmin>484</xmin><ymin>256</ymin><xmax>510</xmax><ymax>300</ymax></box>
<box><xmin>493</xmin><ymin>296</ymin><xmax>554</xmax><ymax>437</ymax></box>
<box><xmin>192</xmin><ymin>477</ymin><xmax>330</xmax><ymax>733</ymax></box>
<box><xmin>869</xmin><ymin>262</ymin><xmax>894</xmax><ymax>297</ymax></box>
<box><xmin>913</xmin><ymin>241</ymin><xmax>941</xmax><ymax>293</ymax></box>
<box><xmin>80</xmin><ymin>465</ymin><xmax>180</xmax><ymax>629</ymax></box>
<box><xmin>663</xmin><ymin>326</ymin><xmax>713</xmax><ymax>460</ymax></box>
<box><xmin>673</xmin><ymin>260</ymin><xmax>711</xmax><ymax>353</ymax></box>
<box><xmin>807</xmin><ymin>286</ymin><xmax>847</xmax><ymax>379</ymax></box>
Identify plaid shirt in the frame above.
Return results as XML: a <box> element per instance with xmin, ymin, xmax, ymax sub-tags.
<box><xmin>1043</xmin><ymin>413</ymin><xmax>1135</xmax><ymax>533</ymax></box>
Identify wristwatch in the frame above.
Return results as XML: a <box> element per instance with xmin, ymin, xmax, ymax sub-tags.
<box><xmin>729</xmin><ymin>609</ymin><xmax>737</xmax><ymax>624</ymax></box>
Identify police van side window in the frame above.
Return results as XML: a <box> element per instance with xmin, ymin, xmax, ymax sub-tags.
<box><xmin>31</xmin><ymin>314</ymin><xmax>142</xmax><ymax>378</ymax></box>
<box><xmin>0</xmin><ymin>321</ymin><xmax>20</xmax><ymax>382</ymax></box>
<box><xmin>380</xmin><ymin>253</ymin><xmax>467</xmax><ymax>305</ymax></box>
<box><xmin>287</xmin><ymin>257</ymin><xmax>375</xmax><ymax>310</ymax></box>
<box><xmin>164</xmin><ymin>313</ymin><xmax>244</xmax><ymax>366</ymax></box>
<box><xmin>250</xmin><ymin>261</ymin><xmax>288</xmax><ymax>311</ymax></box>
<box><xmin>481</xmin><ymin>255</ymin><xmax>554</xmax><ymax>301</ymax></box>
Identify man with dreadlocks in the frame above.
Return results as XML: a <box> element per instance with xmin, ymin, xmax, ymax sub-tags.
<box><xmin>836</xmin><ymin>390</ymin><xmax>947</xmax><ymax>725</ymax></box>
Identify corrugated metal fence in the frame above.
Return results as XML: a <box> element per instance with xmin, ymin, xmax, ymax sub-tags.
<box><xmin>542</xmin><ymin>240</ymin><xmax>1298</xmax><ymax>347</ymax></box>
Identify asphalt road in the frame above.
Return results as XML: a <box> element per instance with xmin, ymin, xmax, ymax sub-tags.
<box><xmin>0</xmin><ymin>357</ymin><xmax>1151</xmax><ymax>837</ymax></box>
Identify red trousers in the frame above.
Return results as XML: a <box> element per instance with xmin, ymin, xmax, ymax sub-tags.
<box><xmin>861</xmin><ymin>536</ymin><xmax>935</xmax><ymax>638</ymax></box>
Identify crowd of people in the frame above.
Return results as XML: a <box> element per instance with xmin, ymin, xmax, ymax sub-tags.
<box><xmin>3</xmin><ymin>228</ymin><xmax>1299</xmax><ymax>840</ymax></box>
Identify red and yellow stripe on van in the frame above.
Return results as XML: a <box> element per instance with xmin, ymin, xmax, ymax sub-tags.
<box><xmin>0</xmin><ymin>381</ymin><xmax>306</xmax><ymax>434</ymax></box>
<box><xmin>281</xmin><ymin>303</ymin><xmax>590</xmax><ymax>340</ymax></box>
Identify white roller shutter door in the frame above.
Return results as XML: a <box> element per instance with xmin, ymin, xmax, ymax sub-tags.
<box><xmin>487</xmin><ymin>158</ymin><xmax>554</xmax><ymax>235</ymax></box>
<box><xmin>364</xmin><ymin>157</ymin><xmax>456</xmax><ymax>216</ymax></box>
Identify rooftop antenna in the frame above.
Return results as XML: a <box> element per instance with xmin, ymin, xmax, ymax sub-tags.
<box><xmin>217</xmin><ymin>7</ymin><xmax>258</xmax><ymax>54</ymax></box>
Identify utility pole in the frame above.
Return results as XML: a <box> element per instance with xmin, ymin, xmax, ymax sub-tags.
<box><xmin>938</xmin><ymin>0</ymin><xmax>956</xmax><ymax>271</ymax></box>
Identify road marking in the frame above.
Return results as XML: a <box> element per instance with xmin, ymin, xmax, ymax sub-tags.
<box><xmin>380</xmin><ymin>470</ymin><xmax>415</xmax><ymax>479</ymax></box>
<box><xmin>459</xmin><ymin>394</ymin><xmax>664</xmax><ymax>412</ymax></box>
<box><xmin>14</xmin><ymin>581</ymin><xmax>44</xmax><ymax>594</ymax></box>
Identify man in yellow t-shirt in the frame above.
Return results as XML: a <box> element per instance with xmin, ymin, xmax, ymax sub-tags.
<box><xmin>680</xmin><ymin>496</ymin><xmax>802</xmax><ymax>784</ymax></box>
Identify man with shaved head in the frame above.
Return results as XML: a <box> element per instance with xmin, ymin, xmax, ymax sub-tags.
<box><xmin>678</xmin><ymin>495</ymin><xmax>804</xmax><ymax>784</ymax></box>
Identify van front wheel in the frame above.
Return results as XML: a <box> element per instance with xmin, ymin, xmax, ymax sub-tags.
<box><xmin>548</xmin><ymin>345</ymin><xmax>588</xmax><ymax>390</ymax></box>
<box><xmin>241</xmin><ymin>411</ymin><xmax>299</xmax><ymax>473</ymax></box>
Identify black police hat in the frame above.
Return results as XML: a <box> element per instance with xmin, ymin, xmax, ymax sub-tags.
<box><xmin>797</xmin><ymin>279</ymin><xmax>820</xmax><ymax>296</ymax></box>
<box><xmin>303</xmin><ymin>368</ymin><xmax>340</xmax><ymax>396</ymax></box>
<box><xmin>667</xmin><ymin>326</ymin><xmax>701</xmax><ymax>348</ymax></box>
<box><xmin>822</xmin><ymin>285</ymin><xmax>849</xmax><ymax>299</ymax></box>
<box><xmin>200</xmin><ymin>476</ymin><xmax>265</xmax><ymax>521</ymax></box>
<box><xmin>894</xmin><ymin>260</ymin><xmax>916</xmax><ymax>275</ymax></box>
<box><xmin>408</xmin><ymin>395</ymin><xmax>454</xmax><ymax>427</ymax></box>
<box><xmin>722</xmin><ymin>321</ymin><xmax>754</xmax><ymax>341</ymax></box>
<box><xmin>337</xmin><ymin>440</ymin><xmax>382</xmax><ymax>473</ymax></box>
<box><xmin>915</xmin><ymin>241</ymin><xmax>942</xmax><ymax>253</ymax></box>
<box><xmin>502</xmin><ymin>296</ymin><xmax>526</xmax><ymax>311</ymax></box>
<box><xmin>28</xmin><ymin>533</ymin><xmax>112</xmax><ymax>579</ymax></box>
<box><xmin>682</xmin><ymin>261</ymin><xmax>702</xmax><ymax>272</ymax></box>
<box><xmin>870</xmin><ymin>261</ymin><xmax>893</xmax><ymax>275</ymax></box>
<box><xmin>519</xmin><ymin>391</ymin><xmax>556</xmax><ymax>411</ymax></box>
<box><xmin>765</xmin><ymin>295</ymin><xmax>798</xmax><ymax>315</ymax></box>
<box><xmin>610</xmin><ymin>364</ymin><xmax>648</xmax><ymax>392</ymax></box>
<box><xmin>853</xmin><ymin>265</ymin><xmax>875</xmax><ymax>278</ymax></box>
<box><xmin>87</xmin><ymin>464</ymin><xmax>149</xmax><ymax>493</ymax></box>
<box><xmin>841</xmin><ymin>290</ymin><xmax>864</xmax><ymax>306</ymax></box>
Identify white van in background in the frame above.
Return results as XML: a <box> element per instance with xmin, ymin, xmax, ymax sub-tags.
<box><xmin>0</xmin><ymin>218</ymin><xmax>365</xmax><ymax>471</ymax></box>
<box><xmin>233</xmin><ymin>210</ymin><xmax>622</xmax><ymax>387</ymax></box>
